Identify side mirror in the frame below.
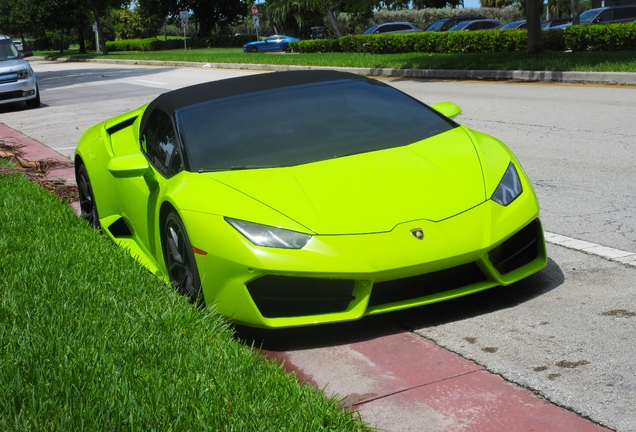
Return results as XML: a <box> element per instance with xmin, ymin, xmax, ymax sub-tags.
<box><xmin>108</xmin><ymin>154</ymin><xmax>151</xmax><ymax>178</ymax></box>
<box><xmin>431</xmin><ymin>102</ymin><xmax>462</xmax><ymax>119</ymax></box>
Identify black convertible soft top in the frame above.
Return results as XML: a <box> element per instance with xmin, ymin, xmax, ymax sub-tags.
<box><xmin>140</xmin><ymin>70</ymin><xmax>365</xmax><ymax>135</ymax></box>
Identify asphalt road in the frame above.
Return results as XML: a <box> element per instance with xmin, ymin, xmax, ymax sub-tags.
<box><xmin>1</xmin><ymin>60</ymin><xmax>635</xmax><ymax>431</ymax></box>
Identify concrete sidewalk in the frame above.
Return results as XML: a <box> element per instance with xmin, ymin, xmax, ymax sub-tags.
<box><xmin>0</xmin><ymin>122</ymin><xmax>612</xmax><ymax>431</ymax></box>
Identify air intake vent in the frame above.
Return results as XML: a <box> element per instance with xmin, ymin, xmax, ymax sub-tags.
<box><xmin>369</xmin><ymin>263</ymin><xmax>486</xmax><ymax>307</ymax></box>
<box><xmin>247</xmin><ymin>276</ymin><xmax>355</xmax><ymax>318</ymax></box>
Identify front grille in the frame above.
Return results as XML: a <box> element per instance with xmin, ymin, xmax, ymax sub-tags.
<box><xmin>0</xmin><ymin>76</ymin><xmax>18</xmax><ymax>85</ymax></box>
<box><xmin>0</xmin><ymin>90</ymin><xmax>22</xmax><ymax>101</ymax></box>
<box><xmin>368</xmin><ymin>263</ymin><xmax>487</xmax><ymax>307</ymax></box>
<box><xmin>247</xmin><ymin>276</ymin><xmax>355</xmax><ymax>318</ymax></box>
<box><xmin>488</xmin><ymin>219</ymin><xmax>539</xmax><ymax>275</ymax></box>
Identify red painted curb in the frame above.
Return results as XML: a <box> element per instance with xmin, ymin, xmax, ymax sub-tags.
<box><xmin>264</xmin><ymin>327</ymin><xmax>610</xmax><ymax>432</ymax></box>
<box><xmin>0</xmin><ymin>124</ymin><xmax>70</xmax><ymax>163</ymax></box>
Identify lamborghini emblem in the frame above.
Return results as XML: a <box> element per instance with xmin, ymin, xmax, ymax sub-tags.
<box><xmin>410</xmin><ymin>228</ymin><xmax>424</xmax><ymax>240</ymax></box>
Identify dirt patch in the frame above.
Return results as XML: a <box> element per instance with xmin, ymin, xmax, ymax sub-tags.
<box><xmin>0</xmin><ymin>142</ymin><xmax>78</xmax><ymax>203</ymax></box>
<box><xmin>555</xmin><ymin>360</ymin><xmax>590</xmax><ymax>369</ymax></box>
<box><xmin>602</xmin><ymin>309</ymin><xmax>635</xmax><ymax>318</ymax></box>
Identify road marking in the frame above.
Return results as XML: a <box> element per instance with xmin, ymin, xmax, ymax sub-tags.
<box><xmin>544</xmin><ymin>231</ymin><xmax>636</xmax><ymax>267</ymax></box>
<box><xmin>136</xmin><ymin>79</ymin><xmax>165</xmax><ymax>85</ymax></box>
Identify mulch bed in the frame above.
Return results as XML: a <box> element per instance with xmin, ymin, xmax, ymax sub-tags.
<box><xmin>0</xmin><ymin>141</ymin><xmax>79</xmax><ymax>203</ymax></box>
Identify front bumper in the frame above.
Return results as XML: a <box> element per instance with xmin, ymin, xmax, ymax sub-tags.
<box><xmin>0</xmin><ymin>74</ymin><xmax>37</xmax><ymax>105</ymax></box>
<box><xmin>183</xmin><ymin>191</ymin><xmax>547</xmax><ymax>328</ymax></box>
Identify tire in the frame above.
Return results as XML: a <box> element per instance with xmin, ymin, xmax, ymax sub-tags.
<box><xmin>77</xmin><ymin>162</ymin><xmax>100</xmax><ymax>229</ymax></box>
<box><xmin>248</xmin><ymin>46</ymin><xmax>258</xmax><ymax>53</ymax></box>
<box><xmin>163</xmin><ymin>211</ymin><xmax>203</xmax><ymax>303</ymax></box>
<box><xmin>283</xmin><ymin>44</ymin><xmax>290</xmax><ymax>53</ymax></box>
<box><xmin>26</xmin><ymin>84</ymin><xmax>40</xmax><ymax>109</ymax></box>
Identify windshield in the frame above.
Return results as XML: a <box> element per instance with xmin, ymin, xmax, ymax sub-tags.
<box><xmin>0</xmin><ymin>40</ymin><xmax>19</xmax><ymax>61</ymax></box>
<box><xmin>177</xmin><ymin>79</ymin><xmax>456</xmax><ymax>172</ymax></box>
<box><xmin>425</xmin><ymin>20</ymin><xmax>446</xmax><ymax>31</ymax></box>
<box><xmin>363</xmin><ymin>25</ymin><xmax>379</xmax><ymax>34</ymax></box>
<box><xmin>579</xmin><ymin>9</ymin><xmax>599</xmax><ymax>24</ymax></box>
<box><xmin>448</xmin><ymin>21</ymin><xmax>470</xmax><ymax>31</ymax></box>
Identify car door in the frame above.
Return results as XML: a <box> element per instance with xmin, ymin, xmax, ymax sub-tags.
<box><xmin>262</xmin><ymin>37</ymin><xmax>281</xmax><ymax>51</ymax></box>
<box><xmin>114</xmin><ymin>108</ymin><xmax>184</xmax><ymax>259</ymax></box>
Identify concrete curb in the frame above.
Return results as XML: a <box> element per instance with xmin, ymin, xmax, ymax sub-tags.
<box><xmin>47</xmin><ymin>56</ymin><xmax>636</xmax><ymax>85</ymax></box>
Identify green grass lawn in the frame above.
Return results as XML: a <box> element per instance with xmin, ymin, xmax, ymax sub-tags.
<box><xmin>0</xmin><ymin>172</ymin><xmax>366</xmax><ymax>431</ymax></box>
<box><xmin>39</xmin><ymin>47</ymin><xmax>636</xmax><ymax>72</ymax></box>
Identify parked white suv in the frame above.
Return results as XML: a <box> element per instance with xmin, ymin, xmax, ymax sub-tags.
<box><xmin>0</xmin><ymin>35</ymin><xmax>40</xmax><ymax>109</ymax></box>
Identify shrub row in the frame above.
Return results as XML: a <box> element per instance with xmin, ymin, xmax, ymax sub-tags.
<box><xmin>565</xmin><ymin>22</ymin><xmax>636</xmax><ymax>51</ymax></box>
<box><xmin>106</xmin><ymin>35</ymin><xmax>254</xmax><ymax>51</ymax></box>
<box><xmin>293</xmin><ymin>29</ymin><xmax>565</xmax><ymax>54</ymax></box>
<box><xmin>293</xmin><ymin>23</ymin><xmax>636</xmax><ymax>54</ymax></box>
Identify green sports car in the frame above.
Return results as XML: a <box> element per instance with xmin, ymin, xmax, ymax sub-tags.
<box><xmin>75</xmin><ymin>70</ymin><xmax>547</xmax><ymax>328</ymax></box>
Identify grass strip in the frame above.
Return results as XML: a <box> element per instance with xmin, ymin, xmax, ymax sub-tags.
<box><xmin>0</xmin><ymin>173</ymin><xmax>366</xmax><ymax>431</ymax></box>
<box><xmin>40</xmin><ymin>48</ymin><xmax>636</xmax><ymax>72</ymax></box>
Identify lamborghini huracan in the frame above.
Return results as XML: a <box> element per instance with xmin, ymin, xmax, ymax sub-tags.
<box><xmin>75</xmin><ymin>70</ymin><xmax>547</xmax><ymax>328</ymax></box>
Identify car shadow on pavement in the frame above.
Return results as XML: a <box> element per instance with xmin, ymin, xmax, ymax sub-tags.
<box><xmin>34</xmin><ymin>67</ymin><xmax>176</xmax><ymax>91</ymax></box>
<box><xmin>235</xmin><ymin>257</ymin><xmax>564</xmax><ymax>352</ymax></box>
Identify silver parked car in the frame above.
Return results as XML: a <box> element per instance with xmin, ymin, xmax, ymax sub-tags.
<box><xmin>363</xmin><ymin>22</ymin><xmax>421</xmax><ymax>34</ymax></box>
<box><xmin>0</xmin><ymin>35</ymin><xmax>40</xmax><ymax>109</ymax></box>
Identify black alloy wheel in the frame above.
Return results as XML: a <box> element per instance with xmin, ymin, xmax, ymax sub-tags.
<box><xmin>77</xmin><ymin>163</ymin><xmax>100</xmax><ymax>229</ymax></box>
<box><xmin>283</xmin><ymin>44</ymin><xmax>290</xmax><ymax>53</ymax></box>
<box><xmin>248</xmin><ymin>46</ymin><xmax>258</xmax><ymax>53</ymax></box>
<box><xmin>163</xmin><ymin>211</ymin><xmax>203</xmax><ymax>303</ymax></box>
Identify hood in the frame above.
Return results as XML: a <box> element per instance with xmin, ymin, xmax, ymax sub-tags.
<box><xmin>209</xmin><ymin>127</ymin><xmax>486</xmax><ymax>235</ymax></box>
<box><xmin>0</xmin><ymin>59</ymin><xmax>30</xmax><ymax>74</ymax></box>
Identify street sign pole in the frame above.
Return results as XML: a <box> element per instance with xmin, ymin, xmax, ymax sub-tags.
<box><xmin>180</xmin><ymin>11</ymin><xmax>189</xmax><ymax>52</ymax></box>
<box><xmin>252</xmin><ymin>6</ymin><xmax>259</xmax><ymax>40</ymax></box>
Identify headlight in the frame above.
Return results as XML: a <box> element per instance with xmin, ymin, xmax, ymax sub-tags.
<box><xmin>226</xmin><ymin>218</ymin><xmax>311</xmax><ymax>249</ymax></box>
<box><xmin>16</xmin><ymin>69</ymin><xmax>31</xmax><ymax>79</ymax></box>
<box><xmin>491</xmin><ymin>162</ymin><xmax>522</xmax><ymax>206</ymax></box>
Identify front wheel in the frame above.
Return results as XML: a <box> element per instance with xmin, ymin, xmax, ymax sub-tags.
<box><xmin>163</xmin><ymin>211</ymin><xmax>203</xmax><ymax>303</ymax></box>
<box><xmin>248</xmin><ymin>46</ymin><xmax>258</xmax><ymax>53</ymax></box>
<box><xmin>26</xmin><ymin>84</ymin><xmax>40</xmax><ymax>109</ymax></box>
<box><xmin>77</xmin><ymin>162</ymin><xmax>100</xmax><ymax>229</ymax></box>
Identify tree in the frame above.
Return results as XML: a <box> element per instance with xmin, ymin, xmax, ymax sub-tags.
<box><xmin>526</xmin><ymin>0</ymin><xmax>542</xmax><ymax>54</ymax></box>
<box><xmin>179</xmin><ymin>0</ymin><xmax>246</xmax><ymax>37</ymax></box>
<box><xmin>137</xmin><ymin>0</ymin><xmax>180</xmax><ymax>39</ymax></box>
<box><xmin>413</xmin><ymin>0</ymin><xmax>462</xmax><ymax>8</ymax></box>
<box><xmin>479</xmin><ymin>0</ymin><xmax>515</xmax><ymax>7</ymax></box>
<box><xmin>571</xmin><ymin>0</ymin><xmax>581</xmax><ymax>24</ymax></box>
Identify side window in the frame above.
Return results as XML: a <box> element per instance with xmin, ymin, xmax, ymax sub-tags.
<box><xmin>616</xmin><ymin>7</ymin><xmax>636</xmax><ymax>19</ymax></box>
<box><xmin>599</xmin><ymin>10</ymin><xmax>613</xmax><ymax>21</ymax></box>
<box><xmin>467</xmin><ymin>22</ymin><xmax>479</xmax><ymax>30</ymax></box>
<box><xmin>141</xmin><ymin>109</ymin><xmax>183</xmax><ymax>178</ymax></box>
<box><xmin>394</xmin><ymin>24</ymin><xmax>410</xmax><ymax>31</ymax></box>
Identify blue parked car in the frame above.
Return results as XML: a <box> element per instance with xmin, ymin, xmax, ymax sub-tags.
<box><xmin>243</xmin><ymin>35</ymin><xmax>300</xmax><ymax>53</ymax></box>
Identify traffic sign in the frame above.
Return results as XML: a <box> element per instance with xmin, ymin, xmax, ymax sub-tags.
<box><xmin>253</xmin><ymin>16</ymin><xmax>260</xmax><ymax>29</ymax></box>
<box><xmin>252</xmin><ymin>6</ymin><xmax>258</xmax><ymax>16</ymax></box>
<box><xmin>179</xmin><ymin>11</ymin><xmax>189</xmax><ymax>19</ymax></box>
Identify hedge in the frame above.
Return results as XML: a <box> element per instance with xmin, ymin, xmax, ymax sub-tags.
<box><xmin>291</xmin><ymin>23</ymin><xmax>636</xmax><ymax>54</ymax></box>
<box><xmin>565</xmin><ymin>22</ymin><xmax>636</xmax><ymax>51</ymax></box>
<box><xmin>106</xmin><ymin>35</ymin><xmax>254</xmax><ymax>52</ymax></box>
